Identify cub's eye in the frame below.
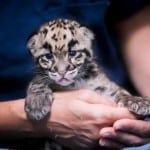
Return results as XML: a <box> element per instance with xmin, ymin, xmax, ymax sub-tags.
<box><xmin>68</xmin><ymin>50</ymin><xmax>77</xmax><ymax>57</ymax></box>
<box><xmin>45</xmin><ymin>53</ymin><xmax>53</xmax><ymax>60</ymax></box>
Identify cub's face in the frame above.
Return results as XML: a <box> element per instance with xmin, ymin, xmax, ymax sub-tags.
<box><xmin>27</xmin><ymin>19</ymin><xmax>94</xmax><ymax>86</ymax></box>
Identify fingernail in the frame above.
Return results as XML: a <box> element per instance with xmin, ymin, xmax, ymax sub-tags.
<box><xmin>99</xmin><ymin>139</ymin><xmax>106</xmax><ymax>146</ymax></box>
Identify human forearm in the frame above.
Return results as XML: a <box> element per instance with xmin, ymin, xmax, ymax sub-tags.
<box><xmin>0</xmin><ymin>99</ymin><xmax>47</xmax><ymax>138</ymax></box>
<box><xmin>116</xmin><ymin>5</ymin><xmax>150</xmax><ymax>96</ymax></box>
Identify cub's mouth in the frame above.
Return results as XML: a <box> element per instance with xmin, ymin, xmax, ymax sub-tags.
<box><xmin>56</xmin><ymin>77</ymin><xmax>73</xmax><ymax>86</ymax></box>
<box><xmin>58</xmin><ymin>77</ymin><xmax>69</xmax><ymax>82</ymax></box>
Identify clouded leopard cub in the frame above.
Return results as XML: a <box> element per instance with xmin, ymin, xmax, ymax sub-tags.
<box><xmin>25</xmin><ymin>19</ymin><xmax>150</xmax><ymax>121</ymax></box>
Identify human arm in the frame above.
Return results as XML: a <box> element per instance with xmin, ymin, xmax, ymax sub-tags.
<box><xmin>99</xmin><ymin>4</ymin><xmax>150</xmax><ymax>149</ymax></box>
<box><xmin>0</xmin><ymin>99</ymin><xmax>45</xmax><ymax>138</ymax></box>
<box><xmin>0</xmin><ymin>90</ymin><xmax>135</xmax><ymax>149</ymax></box>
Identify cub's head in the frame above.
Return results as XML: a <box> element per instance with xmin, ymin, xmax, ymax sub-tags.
<box><xmin>27</xmin><ymin>19</ymin><xmax>94</xmax><ymax>86</ymax></box>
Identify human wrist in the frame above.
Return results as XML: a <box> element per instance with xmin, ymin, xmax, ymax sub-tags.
<box><xmin>10</xmin><ymin>99</ymin><xmax>34</xmax><ymax>135</ymax></box>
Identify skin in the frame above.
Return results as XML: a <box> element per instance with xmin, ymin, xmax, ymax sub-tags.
<box><xmin>99</xmin><ymin>5</ymin><xmax>150</xmax><ymax>149</ymax></box>
<box><xmin>0</xmin><ymin>90</ymin><xmax>135</xmax><ymax>149</ymax></box>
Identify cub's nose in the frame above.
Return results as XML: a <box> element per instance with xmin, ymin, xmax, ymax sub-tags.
<box><xmin>58</xmin><ymin>70</ymin><xmax>66</xmax><ymax>77</ymax></box>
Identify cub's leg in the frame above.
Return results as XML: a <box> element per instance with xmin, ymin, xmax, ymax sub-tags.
<box><xmin>25</xmin><ymin>78</ymin><xmax>53</xmax><ymax>120</ymax></box>
<box><xmin>91</xmin><ymin>73</ymin><xmax>150</xmax><ymax>117</ymax></box>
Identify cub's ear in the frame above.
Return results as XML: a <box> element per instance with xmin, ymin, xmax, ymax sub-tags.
<box><xmin>80</xmin><ymin>26</ymin><xmax>94</xmax><ymax>40</ymax></box>
<box><xmin>26</xmin><ymin>30</ymin><xmax>42</xmax><ymax>58</ymax></box>
<box><xmin>27</xmin><ymin>31</ymin><xmax>38</xmax><ymax>50</ymax></box>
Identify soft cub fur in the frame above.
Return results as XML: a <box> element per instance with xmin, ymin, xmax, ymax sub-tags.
<box><xmin>25</xmin><ymin>19</ymin><xmax>150</xmax><ymax>121</ymax></box>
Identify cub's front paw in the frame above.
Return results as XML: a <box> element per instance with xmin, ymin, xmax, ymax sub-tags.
<box><xmin>25</xmin><ymin>93</ymin><xmax>53</xmax><ymax>121</ymax></box>
<box><xmin>117</xmin><ymin>95</ymin><xmax>150</xmax><ymax>116</ymax></box>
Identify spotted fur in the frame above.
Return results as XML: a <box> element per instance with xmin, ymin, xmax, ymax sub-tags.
<box><xmin>25</xmin><ymin>19</ymin><xmax>150</xmax><ymax>121</ymax></box>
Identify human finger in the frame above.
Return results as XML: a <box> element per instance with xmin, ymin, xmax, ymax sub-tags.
<box><xmin>100</xmin><ymin>127</ymin><xmax>150</xmax><ymax>147</ymax></box>
<box><xmin>99</xmin><ymin>138</ymin><xmax>125</xmax><ymax>149</ymax></box>
<box><xmin>76</xmin><ymin>104</ymin><xmax>136</xmax><ymax>132</ymax></box>
<box><xmin>114</xmin><ymin>119</ymin><xmax>150</xmax><ymax>137</ymax></box>
<box><xmin>92</xmin><ymin>106</ymin><xmax>136</xmax><ymax>122</ymax></box>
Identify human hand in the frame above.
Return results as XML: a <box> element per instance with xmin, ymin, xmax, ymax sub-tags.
<box><xmin>46</xmin><ymin>90</ymin><xmax>135</xmax><ymax>149</ymax></box>
<box><xmin>99</xmin><ymin>119</ymin><xmax>150</xmax><ymax>149</ymax></box>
